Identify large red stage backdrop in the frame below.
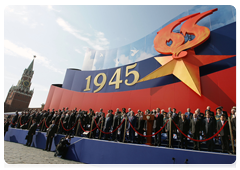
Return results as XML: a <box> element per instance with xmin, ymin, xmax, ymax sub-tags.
<box><xmin>44</xmin><ymin>8</ymin><xmax>236</xmax><ymax>114</ymax></box>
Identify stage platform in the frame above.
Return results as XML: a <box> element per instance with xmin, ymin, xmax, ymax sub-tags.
<box><xmin>4</xmin><ymin>127</ymin><xmax>236</xmax><ymax>164</ymax></box>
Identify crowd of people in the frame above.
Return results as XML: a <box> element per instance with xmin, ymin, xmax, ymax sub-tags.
<box><xmin>4</xmin><ymin>105</ymin><xmax>236</xmax><ymax>155</ymax></box>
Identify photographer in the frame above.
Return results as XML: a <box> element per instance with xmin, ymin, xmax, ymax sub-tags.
<box><xmin>54</xmin><ymin>135</ymin><xmax>72</xmax><ymax>158</ymax></box>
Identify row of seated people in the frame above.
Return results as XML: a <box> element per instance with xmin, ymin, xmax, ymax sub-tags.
<box><xmin>5</xmin><ymin>106</ymin><xmax>236</xmax><ymax>154</ymax></box>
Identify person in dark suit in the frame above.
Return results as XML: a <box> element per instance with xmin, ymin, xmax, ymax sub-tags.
<box><xmin>128</xmin><ymin>111</ymin><xmax>136</xmax><ymax>143</ymax></box>
<box><xmin>11</xmin><ymin>111</ymin><xmax>19</xmax><ymax>128</ymax></box>
<box><xmin>111</xmin><ymin>109</ymin><xmax>121</xmax><ymax>141</ymax></box>
<box><xmin>232</xmin><ymin>112</ymin><xmax>238</xmax><ymax>145</ymax></box>
<box><xmin>172</xmin><ymin>108</ymin><xmax>179</xmax><ymax>133</ymax></box>
<box><xmin>55</xmin><ymin>135</ymin><xmax>71</xmax><ymax>158</ymax></box>
<box><xmin>103</xmin><ymin>112</ymin><xmax>112</xmax><ymax>140</ymax></box>
<box><xmin>4</xmin><ymin>118</ymin><xmax>10</xmax><ymax>136</ymax></box>
<box><xmin>136</xmin><ymin>111</ymin><xmax>145</xmax><ymax>144</ymax></box>
<box><xmin>75</xmin><ymin>110</ymin><xmax>82</xmax><ymax>136</ymax></box>
<box><xmin>185</xmin><ymin>108</ymin><xmax>193</xmax><ymax>121</ymax></box>
<box><xmin>178</xmin><ymin>114</ymin><xmax>189</xmax><ymax>149</ymax></box>
<box><xmin>119</xmin><ymin>112</ymin><xmax>128</xmax><ymax>142</ymax></box>
<box><xmin>166</xmin><ymin>112</ymin><xmax>174</xmax><ymax>148</ymax></box>
<box><xmin>45</xmin><ymin>120</ymin><xmax>57</xmax><ymax>151</ymax></box>
<box><xmin>203</xmin><ymin>112</ymin><xmax>216</xmax><ymax>152</ymax></box>
<box><xmin>217</xmin><ymin>115</ymin><xmax>230</xmax><ymax>153</ymax></box>
<box><xmin>25</xmin><ymin>119</ymin><xmax>37</xmax><ymax>146</ymax></box>
<box><xmin>98</xmin><ymin>112</ymin><xmax>105</xmax><ymax>139</ymax></box>
<box><xmin>205</xmin><ymin>106</ymin><xmax>214</xmax><ymax>117</ymax></box>
<box><xmin>231</xmin><ymin>109</ymin><xmax>236</xmax><ymax>140</ymax></box>
<box><xmin>67</xmin><ymin>110</ymin><xmax>76</xmax><ymax>135</ymax></box>
<box><xmin>89</xmin><ymin>112</ymin><xmax>99</xmax><ymax>138</ymax></box>
<box><xmin>189</xmin><ymin>113</ymin><xmax>202</xmax><ymax>150</ymax></box>
<box><xmin>154</xmin><ymin>108</ymin><xmax>163</xmax><ymax>146</ymax></box>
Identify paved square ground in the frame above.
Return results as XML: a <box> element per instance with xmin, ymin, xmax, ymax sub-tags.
<box><xmin>4</xmin><ymin>141</ymin><xmax>83</xmax><ymax>164</ymax></box>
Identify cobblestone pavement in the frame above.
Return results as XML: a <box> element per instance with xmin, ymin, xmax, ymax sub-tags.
<box><xmin>4</xmin><ymin>141</ymin><xmax>83</xmax><ymax>164</ymax></box>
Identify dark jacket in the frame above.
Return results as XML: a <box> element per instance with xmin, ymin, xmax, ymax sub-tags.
<box><xmin>231</xmin><ymin>117</ymin><xmax>236</xmax><ymax>131</ymax></box>
<box><xmin>28</xmin><ymin>123</ymin><xmax>37</xmax><ymax>135</ymax></box>
<box><xmin>178</xmin><ymin>119</ymin><xmax>189</xmax><ymax>134</ymax></box>
<box><xmin>155</xmin><ymin>113</ymin><xmax>163</xmax><ymax>129</ymax></box>
<box><xmin>47</xmin><ymin>124</ymin><xmax>57</xmax><ymax>137</ymax></box>
<box><xmin>189</xmin><ymin>118</ymin><xmax>202</xmax><ymax>134</ymax></box>
<box><xmin>217</xmin><ymin>120</ymin><xmax>229</xmax><ymax>136</ymax></box>
<box><xmin>203</xmin><ymin>118</ymin><xmax>215</xmax><ymax>136</ymax></box>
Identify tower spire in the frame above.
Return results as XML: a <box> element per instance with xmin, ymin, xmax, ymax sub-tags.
<box><xmin>27</xmin><ymin>55</ymin><xmax>36</xmax><ymax>71</ymax></box>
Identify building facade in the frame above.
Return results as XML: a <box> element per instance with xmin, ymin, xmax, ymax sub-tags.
<box><xmin>4</xmin><ymin>58</ymin><xmax>35</xmax><ymax>112</ymax></box>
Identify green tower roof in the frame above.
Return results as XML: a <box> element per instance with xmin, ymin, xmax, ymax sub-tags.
<box><xmin>27</xmin><ymin>56</ymin><xmax>35</xmax><ymax>71</ymax></box>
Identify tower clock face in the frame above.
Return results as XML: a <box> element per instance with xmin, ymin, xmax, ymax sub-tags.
<box><xmin>23</xmin><ymin>80</ymin><xmax>30</xmax><ymax>87</ymax></box>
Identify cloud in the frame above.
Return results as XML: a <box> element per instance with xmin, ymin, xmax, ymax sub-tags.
<box><xmin>31</xmin><ymin>82</ymin><xmax>49</xmax><ymax>92</ymax></box>
<box><xmin>56</xmin><ymin>17</ymin><xmax>109</xmax><ymax>50</ymax></box>
<box><xmin>82</xmin><ymin>49</ymin><xmax>95</xmax><ymax>70</ymax></box>
<box><xmin>75</xmin><ymin>49</ymin><xmax>82</xmax><ymax>54</ymax></box>
<box><xmin>47</xmin><ymin>5</ymin><xmax>60</xmax><ymax>12</ymax></box>
<box><xmin>5</xmin><ymin>6</ymin><xmax>40</xmax><ymax>29</ymax></box>
<box><xmin>135</xmin><ymin>51</ymin><xmax>153</xmax><ymax>62</ymax></box>
<box><xmin>117</xmin><ymin>54</ymin><xmax>132</xmax><ymax>66</ymax></box>
<box><xmin>4</xmin><ymin>39</ymin><xmax>64</xmax><ymax>75</ymax></box>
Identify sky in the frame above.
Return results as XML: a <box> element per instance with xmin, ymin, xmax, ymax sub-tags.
<box><xmin>3</xmin><ymin>4</ymin><xmax>237</xmax><ymax>109</ymax></box>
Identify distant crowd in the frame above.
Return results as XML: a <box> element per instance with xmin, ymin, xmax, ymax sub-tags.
<box><xmin>4</xmin><ymin>105</ymin><xmax>236</xmax><ymax>154</ymax></box>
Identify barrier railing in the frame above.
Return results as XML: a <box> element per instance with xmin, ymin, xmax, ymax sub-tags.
<box><xmin>172</xmin><ymin>120</ymin><xmax>228</xmax><ymax>142</ymax></box>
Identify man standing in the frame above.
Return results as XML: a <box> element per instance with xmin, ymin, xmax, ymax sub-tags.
<box><xmin>185</xmin><ymin>108</ymin><xmax>193</xmax><ymax>121</ymax></box>
<box><xmin>178</xmin><ymin>114</ymin><xmax>189</xmax><ymax>149</ymax></box>
<box><xmin>4</xmin><ymin>118</ymin><xmax>11</xmax><ymax>136</ymax></box>
<box><xmin>25</xmin><ymin>119</ymin><xmax>37</xmax><ymax>146</ymax></box>
<box><xmin>45</xmin><ymin>120</ymin><xmax>57</xmax><ymax>151</ymax></box>
<box><xmin>203</xmin><ymin>112</ymin><xmax>215</xmax><ymax>152</ymax></box>
<box><xmin>103</xmin><ymin>113</ymin><xmax>112</xmax><ymax>140</ymax></box>
<box><xmin>232</xmin><ymin>112</ymin><xmax>238</xmax><ymax>143</ymax></box>
<box><xmin>154</xmin><ymin>108</ymin><xmax>163</xmax><ymax>146</ymax></box>
<box><xmin>11</xmin><ymin>111</ymin><xmax>19</xmax><ymax>128</ymax></box>
<box><xmin>189</xmin><ymin>113</ymin><xmax>202</xmax><ymax>150</ymax></box>
<box><xmin>128</xmin><ymin>111</ymin><xmax>136</xmax><ymax>143</ymax></box>
<box><xmin>217</xmin><ymin>115</ymin><xmax>230</xmax><ymax>153</ymax></box>
<box><xmin>112</xmin><ymin>109</ymin><xmax>121</xmax><ymax>141</ymax></box>
<box><xmin>166</xmin><ymin>112</ymin><xmax>174</xmax><ymax>148</ymax></box>
<box><xmin>120</xmin><ymin>112</ymin><xmax>128</xmax><ymax>142</ymax></box>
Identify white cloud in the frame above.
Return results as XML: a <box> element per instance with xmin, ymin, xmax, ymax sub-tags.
<box><xmin>5</xmin><ymin>6</ymin><xmax>40</xmax><ymax>29</ymax></box>
<box><xmin>82</xmin><ymin>49</ymin><xmax>94</xmax><ymax>70</ymax></box>
<box><xmin>118</xmin><ymin>54</ymin><xmax>132</xmax><ymax>66</ymax></box>
<box><xmin>47</xmin><ymin>5</ymin><xmax>60</xmax><ymax>13</ymax></box>
<box><xmin>75</xmin><ymin>49</ymin><xmax>82</xmax><ymax>54</ymax></box>
<box><xmin>56</xmin><ymin>17</ymin><xmax>109</xmax><ymax>50</ymax></box>
<box><xmin>31</xmin><ymin>82</ymin><xmax>49</xmax><ymax>92</ymax></box>
<box><xmin>4</xmin><ymin>39</ymin><xmax>64</xmax><ymax>75</ymax></box>
<box><xmin>135</xmin><ymin>51</ymin><xmax>153</xmax><ymax>62</ymax></box>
